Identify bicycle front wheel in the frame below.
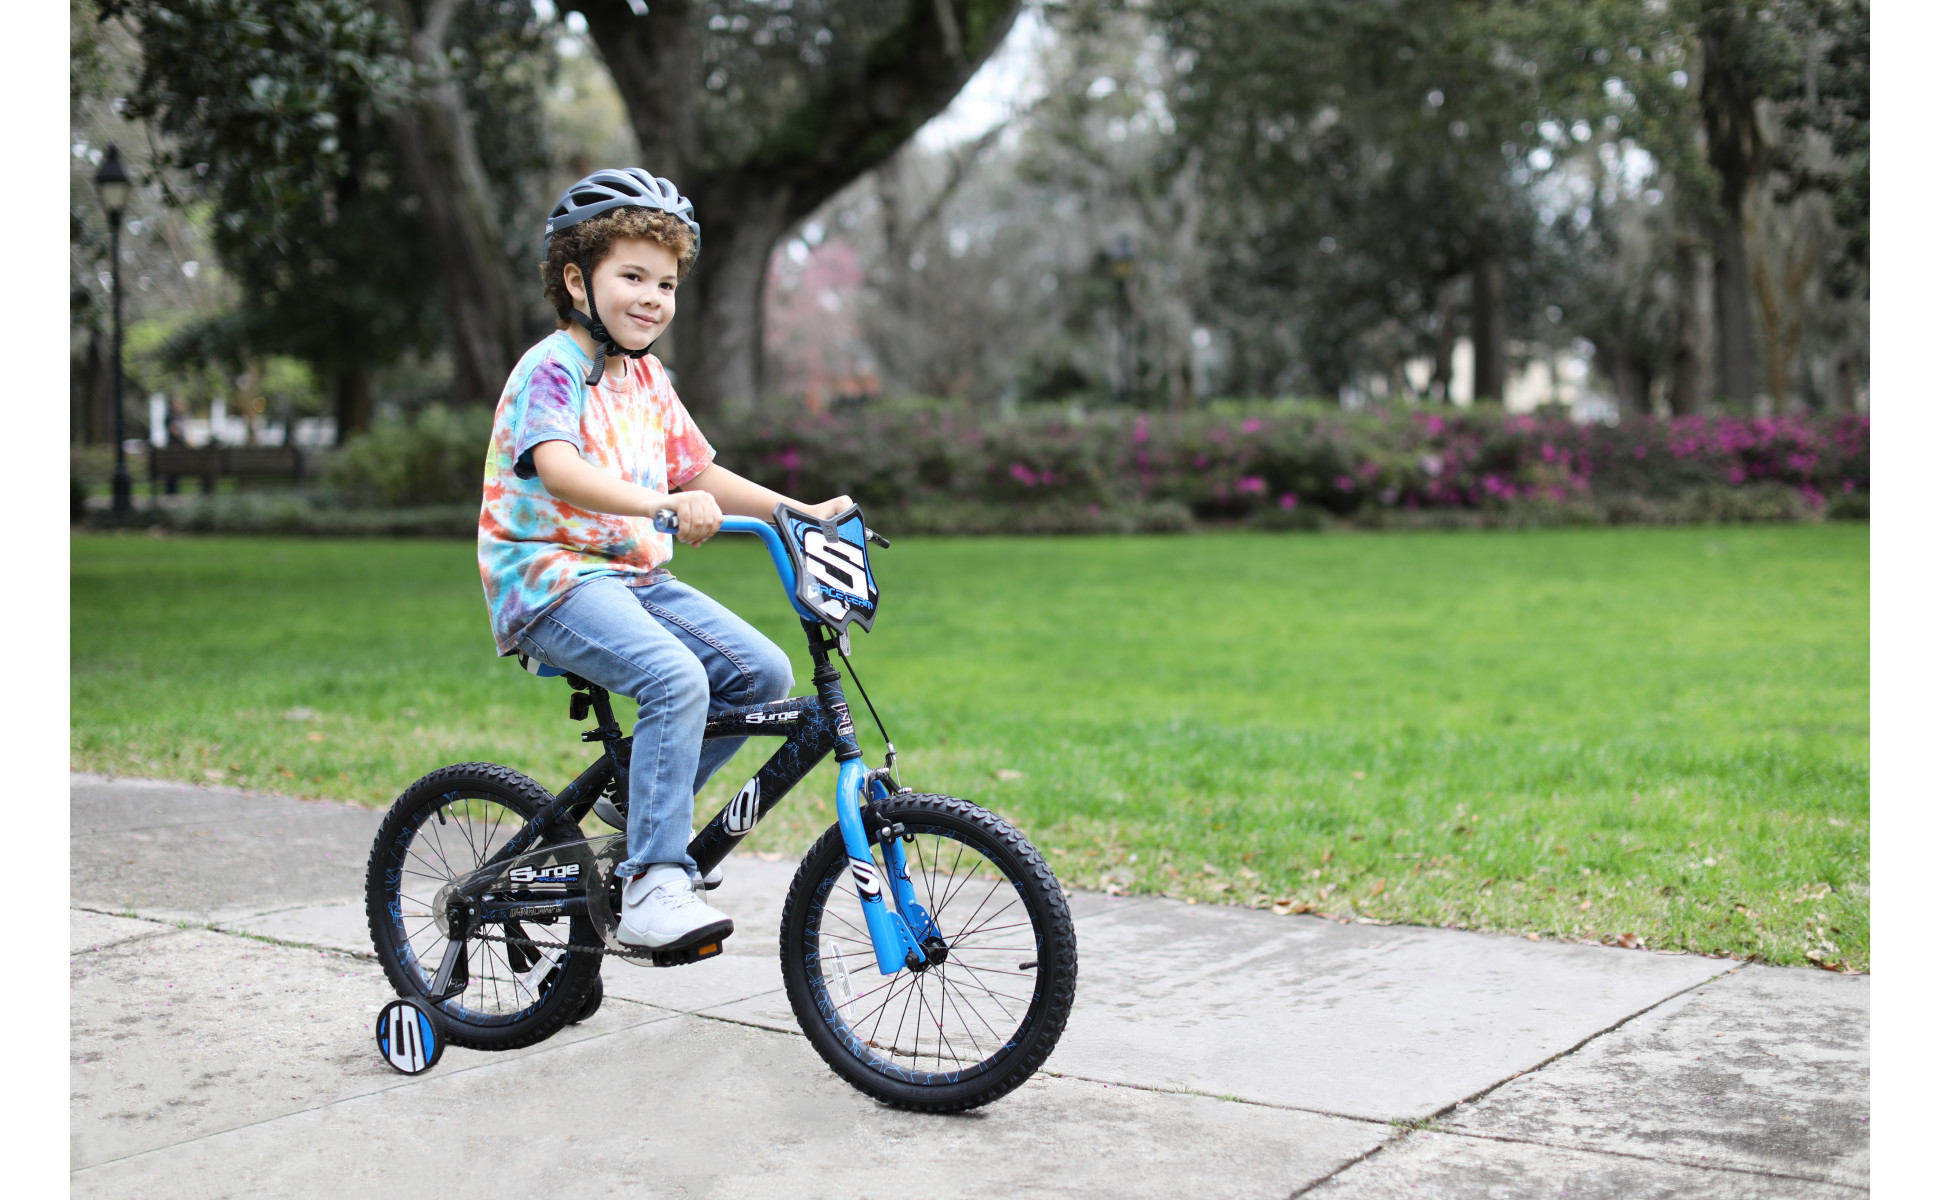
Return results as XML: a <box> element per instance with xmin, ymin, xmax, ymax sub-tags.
<box><xmin>779</xmin><ymin>792</ymin><xmax>1078</xmax><ymax>1112</ymax></box>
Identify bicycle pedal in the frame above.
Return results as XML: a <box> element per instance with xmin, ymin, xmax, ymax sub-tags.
<box><xmin>649</xmin><ymin>939</ymin><xmax>725</xmax><ymax>968</ymax></box>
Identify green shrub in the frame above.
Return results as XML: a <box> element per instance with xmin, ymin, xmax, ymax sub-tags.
<box><xmin>708</xmin><ymin>402</ymin><xmax>1868</xmax><ymax>531</ymax></box>
<box><xmin>327</xmin><ymin>404</ymin><xmax>494</xmax><ymax>508</ymax></box>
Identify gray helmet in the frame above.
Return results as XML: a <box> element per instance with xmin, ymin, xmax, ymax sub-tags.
<box><xmin>543</xmin><ymin>167</ymin><xmax>700</xmax><ymax>249</ymax></box>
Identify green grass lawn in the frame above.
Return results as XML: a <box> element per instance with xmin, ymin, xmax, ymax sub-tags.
<box><xmin>71</xmin><ymin>525</ymin><xmax>1868</xmax><ymax>969</ymax></box>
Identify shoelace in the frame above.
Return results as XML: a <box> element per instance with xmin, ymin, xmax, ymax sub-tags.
<box><xmin>641</xmin><ymin>878</ymin><xmax>708</xmax><ymax>916</ymax></box>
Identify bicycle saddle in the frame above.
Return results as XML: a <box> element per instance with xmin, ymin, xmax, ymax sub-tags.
<box><xmin>515</xmin><ymin>650</ymin><xmax>567</xmax><ymax>679</ymax></box>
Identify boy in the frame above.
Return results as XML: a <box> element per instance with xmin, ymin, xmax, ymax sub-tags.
<box><xmin>478</xmin><ymin>168</ymin><xmax>851</xmax><ymax>952</ymax></box>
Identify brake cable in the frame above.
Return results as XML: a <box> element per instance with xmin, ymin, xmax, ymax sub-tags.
<box><xmin>835</xmin><ymin>643</ymin><xmax>900</xmax><ymax>788</ymax></box>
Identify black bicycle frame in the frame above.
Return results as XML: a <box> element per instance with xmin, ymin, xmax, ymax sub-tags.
<box><xmin>479</xmin><ymin>619</ymin><xmax>864</xmax><ymax>876</ymax></box>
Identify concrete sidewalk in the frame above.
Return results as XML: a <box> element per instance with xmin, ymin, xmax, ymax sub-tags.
<box><xmin>70</xmin><ymin>774</ymin><xmax>1868</xmax><ymax>1198</ymax></box>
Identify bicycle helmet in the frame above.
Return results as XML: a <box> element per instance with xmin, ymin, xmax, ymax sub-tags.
<box><xmin>542</xmin><ymin>168</ymin><xmax>701</xmax><ymax>385</ymax></box>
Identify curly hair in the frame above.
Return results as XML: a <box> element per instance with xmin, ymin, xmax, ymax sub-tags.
<box><xmin>541</xmin><ymin>207</ymin><xmax>699</xmax><ymax>324</ymax></box>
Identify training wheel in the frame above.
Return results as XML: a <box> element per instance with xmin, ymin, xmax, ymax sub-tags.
<box><xmin>374</xmin><ymin>997</ymin><xmax>445</xmax><ymax>1075</ymax></box>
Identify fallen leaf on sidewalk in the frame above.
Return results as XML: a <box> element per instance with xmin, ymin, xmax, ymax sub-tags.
<box><xmin>1616</xmin><ymin>932</ymin><xmax>1644</xmax><ymax>949</ymax></box>
<box><xmin>1525</xmin><ymin>932</ymin><xmax>1541</xmax><ymax>941</ymax></box>
<box><xmin>1271</xmin><ymin>899</ymin><xmax>1311</xmax><ymax>915</ymax></box>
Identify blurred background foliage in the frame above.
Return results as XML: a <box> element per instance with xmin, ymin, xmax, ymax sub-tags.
<box><xmin>71</xmin><ymin>0</ymin><xmax>1868</xmax><ymax>517</ymax></box>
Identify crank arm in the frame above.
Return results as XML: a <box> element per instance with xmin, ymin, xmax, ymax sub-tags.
<box><xmin>428</xmin><ymin>938</ymin><xmax>468</xmax><ymax>1002</ymax></box>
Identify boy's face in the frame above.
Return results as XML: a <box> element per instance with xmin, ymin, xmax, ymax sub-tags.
<box><xmin>566</xmin><ymin>237</ymin><xmax>679</xmax><ymax>351</ymax></box>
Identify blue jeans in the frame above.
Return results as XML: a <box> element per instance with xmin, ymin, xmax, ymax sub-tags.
<box><xmin>514</xmin><ymin>575</ymin><xmax>794</xmax><ymax>879</ymax></box>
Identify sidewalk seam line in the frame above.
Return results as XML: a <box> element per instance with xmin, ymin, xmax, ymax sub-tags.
<box><xmin>1423</xmin><ymin>960</ymin><xmax>1745</xmax><ymax>1123</ymax></box>
<box><xmin>70</xmin><ymin>906</ymin><xmax>384</xmax><ymax>963</ymax></box>
<box><xmin>1286</xmin><ymin>962</ymin><xmax>1859</xmax><ymax>1198</ymax></box>
<box><xmin>1034</xmin><ymin>1068</ymin><xmax>1392</xmax><ymax>1126</ymax></box>
<box><xmin>1428</xmin><ymin>1127</ymin><xmax>1868</xmax><ymax>1190</ymax></box>
<box><xmin>1284</xmin><ymin>1128</ymin><xmax>1406</xmax><ymax>1198</ymax></box>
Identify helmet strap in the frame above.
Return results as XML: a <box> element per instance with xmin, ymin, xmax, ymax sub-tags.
<box><xmin>564</xmin><ymin>256</ymin><xmax>652</xmax><ymax>387</ymax></box>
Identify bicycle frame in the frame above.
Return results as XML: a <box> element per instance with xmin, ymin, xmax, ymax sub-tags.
<box><xmin>466</xmin><ymin>516</ymin><xmax>932</xmax><ymax>977</ymax></box>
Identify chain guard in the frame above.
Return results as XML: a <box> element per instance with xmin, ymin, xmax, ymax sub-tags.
<box><xmin>449</xmin><ymin>833</ymin><xmax>723</xmax><ymax>967</ymax></box>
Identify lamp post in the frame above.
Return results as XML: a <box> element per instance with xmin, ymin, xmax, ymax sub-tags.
<box><xmin>95</xmin><ymin>144</ymin><xmax>134</xmax><ymax>517</ymax></box>
<box><xmin>1108</xmin><ymin>234</ymin><xmax>1137</xmax><ymax>403</ymax></box>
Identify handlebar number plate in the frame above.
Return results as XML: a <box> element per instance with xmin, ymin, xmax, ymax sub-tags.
<box><xmin>777</xmin><ymin>503</ymin><xmax>879</xmax><ymax>634</ymax></box>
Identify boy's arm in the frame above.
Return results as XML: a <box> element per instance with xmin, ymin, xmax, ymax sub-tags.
<box><xmin>682</xmin><ymin>462</ymin><xmax>852</xmax><ymax>524</ymax></box>
<box><xmin>529</xmin><ymin>442</ymin><xmax>851</xmax><ymax>544</ymax></box>
<box><xmin>530</xmin><ymin>439</ymin><xmax>723</xmax><ymax>544</ymax></box>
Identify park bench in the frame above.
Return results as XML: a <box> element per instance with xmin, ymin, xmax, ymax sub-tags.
<box><xmin>150</xmin><ymin>445</ymin><xmax>313</xmax><ymax>493</ymax></box>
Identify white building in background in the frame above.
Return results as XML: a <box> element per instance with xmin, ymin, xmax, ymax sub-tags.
<box><xmin>1395</xmin><ymin>337</ymin><xmax>1616</xmax><ymax>423</ymax></box>
<box><xmin>142</xmin><ymin>394</ymin><xmax>338</xmax><ymax>449</ymax></box>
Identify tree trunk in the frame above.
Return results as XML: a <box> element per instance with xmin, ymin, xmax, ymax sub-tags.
<box><xmin>1606</xmin><ymin>348</ymin><xmax>1649</xmax><ymax>416</ymax></box>
<box><xmin>379</xmin><ymin>0</ymin><xmax>526</xmax><ymax>407</ymax></box>
<box><xmin>1834</xmin><ymin>355</ymin><xmax>1859</xmax><ymax>412</ymax></box>
<box><xmin>1430</xmin><ymin>278</ymin><xmax>1459</xmax><ymax>402</ymax></box>
<box><xmin>573</xmin><ymin>0</ymin><xmax>702</xmax><ymax>181</ymax></box>
<box><xmin>79</xmin><ymin>326</ymin><xmax>117</xmax><ymax>444</ymax></box>
<box><xmin>334</xmin><ymin>366</ymin><xmax>371</xmax><ymax>443</ymax></box>
<box><xmin>1700</xmin><ymin>17</ymin><xmax>1762</xmax><ymax>406</ymax></box>
<box><xmin>567</xmin><ymin>0</ymin><xmax>1025</xmax><ymax>417</ymax></box>
<box><xmin>1668</xmin><ymin>232</ymin><xmax>1708</xmax><ymax>416</ymax></box>
<box><xmin>1471</xmin><ymin>255</ymin><xmax>1506</xmax><ymax>403</ymax></box>
<box><xmin>679</xmin><ymin>191</ymin><xmax>791</xmax><ymax>417</ymax></box>
<box><xmin>1710</xmin><ymin>199</ymin><xmax>1756</xmax><ymax>406</ymax></box>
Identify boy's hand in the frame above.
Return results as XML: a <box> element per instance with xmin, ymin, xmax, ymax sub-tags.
<box><xmin>805</xmin><ymin>496</ymin><xmax>854</xmax><ymax>520</ymax></box>
<box><xmin>665</xmin><ymin>490</ymin><xmax>723</xmax><ymax>544</ymax></box>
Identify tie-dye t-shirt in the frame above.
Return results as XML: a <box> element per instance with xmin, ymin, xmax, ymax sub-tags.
<box><xmin>477</xmin><ymin>332</ymin><xmax>714</xmax><ymax>654</ymax></box>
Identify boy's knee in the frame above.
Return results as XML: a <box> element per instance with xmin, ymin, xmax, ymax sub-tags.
<box><xmin>635</xmin><ymin>653</ymin><xmax>709</xmax><ymax>714</ymax></box>
<box><xmin>749</xmin><ymin>642</ymin><xmax>793</xmax><ymax>703</ymax></box>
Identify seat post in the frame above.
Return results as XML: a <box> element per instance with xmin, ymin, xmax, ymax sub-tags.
<box><xmin>587</xmin><ymin>685</ymin><xmax>620</xmax><ymax>734</ymax></box>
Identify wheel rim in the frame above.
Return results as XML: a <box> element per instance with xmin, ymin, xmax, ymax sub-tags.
<box><xmin>385</xmin><ymin>792</ymin><xmax>579</xmax><ymax>1025</ymax></box>
<box><xmin>807</xmin><ymin>825</ymin><xmax>1045</xmax><ymax>1084</ymax></box>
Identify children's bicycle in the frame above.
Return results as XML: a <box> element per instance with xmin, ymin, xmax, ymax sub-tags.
<box><xmin>363</xmin><ymin>503</ymin><xmax>1077</xmax><ymax>1110</ymax></box>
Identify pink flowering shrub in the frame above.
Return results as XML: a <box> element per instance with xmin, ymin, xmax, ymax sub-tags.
<box><xmin>712</xmin><ymin>403</ymin><xmax>1868</xmax><ymax>532</ymax></box>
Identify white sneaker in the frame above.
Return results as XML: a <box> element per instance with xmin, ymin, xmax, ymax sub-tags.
<box><xmin>618</xmin><ymin>864</ymin><xmax>734</xmax><ymax>950</ymax></box>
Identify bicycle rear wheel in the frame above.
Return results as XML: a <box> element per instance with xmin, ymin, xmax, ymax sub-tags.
<box><xmin>365</xmin><ymin>762</ymin><xmax>601</xmax><ymax>1051</ymax></box>
<box><xmin>779</xmin><ymin>792</ymin><xmax>1077</xmax><ymax>1112</ymax></box>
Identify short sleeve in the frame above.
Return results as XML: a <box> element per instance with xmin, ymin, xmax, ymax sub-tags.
<box><xmin>511</xmin><ymin>358</ymin><xmax>586</xmax><ymax>479</ymax></box>
<box><xmin>659</xmin><ymin>373</ymin><xmax>715</xmax><ymax>489</ymax></box>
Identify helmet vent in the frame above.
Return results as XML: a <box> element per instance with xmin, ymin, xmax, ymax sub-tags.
<box><xmin>542</xmin><ymin>167</ymin><xmax>701</xmax><ymax>251</ymax></box>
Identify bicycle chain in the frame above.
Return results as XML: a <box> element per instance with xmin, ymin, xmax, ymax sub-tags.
<box><xmin>464</xmin><ymin>922</ymin><xmax>656</xmax><ymax>961</ymax></box>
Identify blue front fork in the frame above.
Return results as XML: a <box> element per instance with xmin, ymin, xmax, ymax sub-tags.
<box><xmin>833</xmin><ymin>759</ymin><xmax>938</xmax><ymax>974</ymax></box>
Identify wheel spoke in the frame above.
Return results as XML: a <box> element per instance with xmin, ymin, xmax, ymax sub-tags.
<box><xmin>792</xmin><ymin>808</ymin><xmax>1071</xmax><ymax>1101</ymax></box>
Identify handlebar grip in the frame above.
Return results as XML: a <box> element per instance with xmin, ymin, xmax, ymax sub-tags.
<box><xmin>652</xmin><ymin>508</ymin><xmax>678</xmax><ymax>535</ymax></box>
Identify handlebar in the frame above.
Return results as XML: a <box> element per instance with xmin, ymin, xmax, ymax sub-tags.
<box><xmin>652</xmin><ymin>508</ymin><xmax>888</xmax><ymax>548</ymax></box>
<box><xmin>651</xmin><ymin>507</ymin><xmax>886</xmax><ymax>624</ymax></box>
